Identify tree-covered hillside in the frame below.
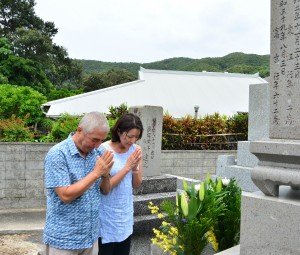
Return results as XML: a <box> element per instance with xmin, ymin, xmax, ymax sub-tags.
<box><xmin>78</xmin><ymin>52</ymin><xmax>270</xmax><ymax>78</ymax></box>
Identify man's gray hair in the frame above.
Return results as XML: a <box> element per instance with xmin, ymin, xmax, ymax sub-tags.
<box><xmin>79</xmin><ymin>112</ymin><xmax>109</xmax><ymax>134</ymax></box>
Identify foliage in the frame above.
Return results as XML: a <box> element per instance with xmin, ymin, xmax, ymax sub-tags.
<box><xmin>0</xmin><ymin>54</ymin><xmax>53</xmax><ymax>94</ymax></box>
<box><xmin>0</xmin><ymin>84</ymin><xmax>47</xmax><ymax>125</ymax></box>
<box><xmin>162</xmin><ymin>112</ymin><xmax>248</xmax><ymax>150</ymax></box>
<box><xmin>106</xmin><ymin>118</ymin><xmax>117</xmax><ymax>141</ymax></box>
<box><xmin>0</xmin><ymin>37</ymin><xmax>13</xmax><ymax>59</ymax></box>
<box><xmin>149</xmin><ymin>173</ymin><xmax>241</xmax><ymax>254</ymax></box>
<box><xmin>79</xmin><ymin>53</ymin><xmax>270</xmax><ymax>78</ymax></box>
<box><xmin>77</xmin><ymin>59</ymin><xmax>140</xmax><ymax>77</ymax></box>
<box><xmin>83</xmin><ymin>69</ymin><xmax>136</xmax><ymax>92</ymax></box>
<box><xmin>0</xmin><ymin>0</ymin><xmax>57</xmax><ymax>38</ymax></box>
<box><xmin>227</xmin><ymin>113</ymin><xmax>248</xmax><ymax>140</ymax></box>
<box><xmin>0</xmin><ymin>114</ymin><xmax>34</xmax><ymax>142</ymax></box>
<box><xmin>43</xmin><ymin>105</ymin><xmax>126</xmax><ymax>142</ymax></box>
<box><xmin>0</xmin><ymin>73</ymin><xmax>8</xmax><ymax>83</ymax></box>
<box><xmin>82</xmin><ymin>71</ymin><xmax>107</xmax><ymax>92</ymax></box>
<box><xmin>48</xmin><ymin>113</ymin><xmax>81</xmax><ymax>142</ymax></box>
<box><xmin>0</xmin><ymin>0</ymin><xmax>83</xmax><ymax>90</ymax></box>
<box><xmin>214</xmin><ymin>179</ymin><xmax>242</xmax><ymax>251</ymax></box>
<box><xmin>46</xmin><ymin>88</ymin><xmax>84</xmax><ymax>101</ymax></box>
<box><xmin>106</xmin><ymin>103</ymin><xmax>129</xmax><ymax>120</ymax></box>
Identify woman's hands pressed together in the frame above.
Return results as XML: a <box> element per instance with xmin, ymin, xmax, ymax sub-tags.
<box><xmin>126</xmin><ymin>146</ymin><xmax>142</xmax><ymax>173</ymax></box>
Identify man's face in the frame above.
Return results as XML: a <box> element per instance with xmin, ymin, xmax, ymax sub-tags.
<box><xmin>77</xmin><ymin>127</ymin><xmax>107</xmax><ymax>155</ymax></box>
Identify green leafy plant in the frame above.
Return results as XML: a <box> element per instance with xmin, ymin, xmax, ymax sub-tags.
<box><xmin>0</xmin><ymin>114</ymin><xmax>34</xmax><ymax>142</ymax></box>
<box><xmin>162</xmin><ymin>112</ymin><xmax>248</xmax><ymax>150</ymax></box>
<box><xmin>107</xmin><ymin>103</ymin><xmax>128</xmax><ymax>120</ymax></box>
<box><xmin>149</xmin><ymin>173</ymin><xmax>241</xmax><ymax>254</ymax></box>
<box><xmin>42</xmin><ymin>112</ymin><xmax>119</xmax><ymax>142</ymax></box>
<box><xmin>49</xmin><ymin>113</ymin><xmax>82</xmax><ymax>142</ymax></box>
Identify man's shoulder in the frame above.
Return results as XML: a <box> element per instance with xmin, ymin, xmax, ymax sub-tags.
<box><xmin>49</xmin><ymin>138</ymin><xmax>69</xmax><ymax>152</ymax></box>
<box><xmin>46</xmin><ymin>138</ymin><xmax>71</xmax><ymax>160</ymax></box>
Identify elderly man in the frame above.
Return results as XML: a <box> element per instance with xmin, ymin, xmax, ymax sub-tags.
<box><xmin>44</xmin><ymin>111</ymin><xmax>114</xmax><ymax>255</ymax></box>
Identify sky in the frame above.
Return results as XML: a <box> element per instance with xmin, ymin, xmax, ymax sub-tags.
<box><xmin>34</xmin><ymin>0</ymin><xmax>270</xmax><ymax>63</ymax></box>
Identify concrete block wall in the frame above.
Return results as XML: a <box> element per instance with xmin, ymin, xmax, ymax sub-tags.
<box><xmin>0</xmin><ymin>142</ymin><xmax>54</xmax><ymax>209</ymax></box>
<box><xmin>160</xmin><ymin>150</ymin><xmax>237</xmax><ymax>180</ymax></box>
<box><xmin>0</xmin><ymin>143</ymin><xmax>237</xmax><ymax>209</ymax></box>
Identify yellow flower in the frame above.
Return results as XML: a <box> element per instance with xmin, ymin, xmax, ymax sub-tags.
<box><xmin>158</xmin><ymin>213</ymin><xmax>164</xmax><ymax>219</ymax></box>
<box><xmin>170</xmin><ymin>226</ymin><xmax>178</xmax><ymax>235</ymax></box>
<box><xmin>206</xmin><ymin>230</ymin><xmax>219</xmax><ymax>251</ymax></box>
<box><xmin>148</xmin><ymin>201</ymin><xmax>159</xmax><ymax>214</ymax></box>
<box><xmin>162</xmin><ymin>221</ymin><xmax>169</xmax><ymax>226</ymax></box>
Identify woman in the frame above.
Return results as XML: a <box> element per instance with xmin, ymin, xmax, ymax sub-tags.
<box><xmin>98</xmin><ymin>113</ymin><xmax>143</xmax><ymax>255</ymax></box>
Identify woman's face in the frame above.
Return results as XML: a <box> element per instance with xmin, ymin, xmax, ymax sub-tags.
<box><xmin>119</xmin><ymin>128</ymin><xmax>140</xmax><ymax>148</ymax></box>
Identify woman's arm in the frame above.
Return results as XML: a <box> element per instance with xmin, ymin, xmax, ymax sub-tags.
<box><xmin>132</xmin><ymin>155</ymin><xmax>143</xmax><ymax>189</ymax></box>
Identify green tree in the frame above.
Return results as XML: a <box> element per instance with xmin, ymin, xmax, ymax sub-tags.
<box><xmin>226</xmin><ymin>65</ymin><xmax>258</xmax><ymax>75</ymax></box>
<box><xmin>102</xmin><ymin>69</ymin><xmax>136</xmax><ymax>87</ymax></box>
<box><xmin>83</xmin><ymin>71</ymin><xmax>107</xmax><ymax>92</ymax></box>
<box><xmin>0</xmin><ymin>54</ymin><xmax>53</xmax><ymax>94</ymax></box>
<box><xmin>47</xmin><ymin>88</ymin><xmax>83</xmax><ymax>101</ymax></box>
<box><xmin>0</xmin><ymin>84</ymin><xmax>47</xmax><ymax>126</ymax></box>
<box><xmin>0</xmin><ymin>37</ymin><xmax>13</xmax><ymax>59</ymax></box>
<box><xmin>0</xmin><ymin>0</ymin><xmax>83</xmax><ymax>89</ymax></box>
<box><xmin>0</xmin><ymin>0</ymin><xmax>57</xmax><ymax>38</ymax></box>
<box><xmin>83</xmin><ymin>69</ymin><xmax>136</xmax><ymax>92</ymax></box>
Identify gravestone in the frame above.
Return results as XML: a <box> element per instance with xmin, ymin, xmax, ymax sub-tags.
<box><xmin>215</xmin><ymin>82</ymin><xmax>268</xmax><ymax>192</ymax></box>
<box><xmin>129</xmin><ymin>105</ymin><xmax>163</xmax><ymax>177</ymax></box>
<box><xmin>238</xmin><ymin>1</ymin><xmax>300</xmax><ymax>254</ymax></box>
<box><xmin>250</xmin><ymin>0</ymin><xmax>300</xmax><ymax>196</ymax></box>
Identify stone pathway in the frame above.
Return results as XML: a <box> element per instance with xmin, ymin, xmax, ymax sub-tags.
<box><xmin>0</xmin><ymin>233</ymin><xmax>43</xmax><ymax>255</ymax></box>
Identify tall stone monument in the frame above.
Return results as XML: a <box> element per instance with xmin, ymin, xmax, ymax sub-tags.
<box><xmin>215</xmin><ymin>82</ymin><xmax>268</xmax><ymax>193</ymax></box>
<box><xmin>238</xmin><ymin>1</ymin><xmax>300</xmax><ymax>254</ymax></box>
<box><xmin>250</xmin><ymin>0</ymin><xmax>300</xmax><ymax>196</ymax></box>
<box><xmin>129</xmin><ymin>105</ymin><xmax>163</xmax><ymax>177</ymax></box>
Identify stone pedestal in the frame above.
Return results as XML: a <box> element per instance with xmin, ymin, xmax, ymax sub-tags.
<box><xmin>250</xmin><ymin>140</ymin><xmax>300</xmax><ymax>196</ymax></box>
<box><xmin>240</xmin><ymin>187</ymin><xmax>300</xmax><ymax>255</ymax></box>
<box><xmin>215</xmin><ymin>83</ymin><xmax>268</xmax><ymax>192</ymax></box>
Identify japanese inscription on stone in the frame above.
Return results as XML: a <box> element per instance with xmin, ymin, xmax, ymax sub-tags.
<box><xmin>270</xmin><ymin>0</ymin><xmax>300</xmax><ymax>139</ymax></box>
<box><xmin>130</xmin><ymin>105</ymin><xmax>163</xmax><ymax>176</ymax></box>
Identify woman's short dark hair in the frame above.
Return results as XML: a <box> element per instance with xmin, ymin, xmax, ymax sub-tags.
<box><xmin>111</xmin><ymin>113</ymin><xmax>143</xmax><ymax>142</ymax></box>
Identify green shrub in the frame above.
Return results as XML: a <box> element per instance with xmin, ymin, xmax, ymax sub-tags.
<box><xmin>107</xmin><ymin>103</ymin><xmax>128</xmax><ymax>120</ymax></box>
<box><xmin>49</xmin><ymin>113</ymin><xmax>81</xmax><ymax>142</ymax></box>
<box><xmin>40</xmin><ymin>113</ymin><xmax>118</xmax><ymax>143</ymax></box>
<box><xmin>162</xmin><ymin>112</ymin><xmax>248</xmax><ymax>150</ymax></box>
<box><xmin>0</xmin><ymin>84</ymin><xmax>47</xmax><ymax>126</ymax></box>
<box><xmin>0</xmin><ymin>114</ymin><xmax>34</xmax><ymax>142</ymax></box>
<box><xmin>149</xmin><ymin>173</ymin><xmax>241</xmax><ymax>254</ymax></box>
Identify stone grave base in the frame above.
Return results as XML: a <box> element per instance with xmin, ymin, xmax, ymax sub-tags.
<box><xmin>239</xmin><ymin>186</ymin><xmax>300</xmax><ymax>255</ymax></box>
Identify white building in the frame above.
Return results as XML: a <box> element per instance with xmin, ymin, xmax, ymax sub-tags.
<box><xmin>41</xmin><ymin>67</ymin><xmax>268</xmax><ymax>118</ymax></box>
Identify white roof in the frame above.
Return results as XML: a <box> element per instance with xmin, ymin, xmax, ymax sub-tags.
<box><xmin>41</xmin><ymin>67</ymin><xmax>268</xmax><ymax>118</ymax></box>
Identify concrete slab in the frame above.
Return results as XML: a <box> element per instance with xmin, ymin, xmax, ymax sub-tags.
<box><xmin>240</xmin><ymin>187</ymin><xmax>300</xmax><ymax>254</ymax></box>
